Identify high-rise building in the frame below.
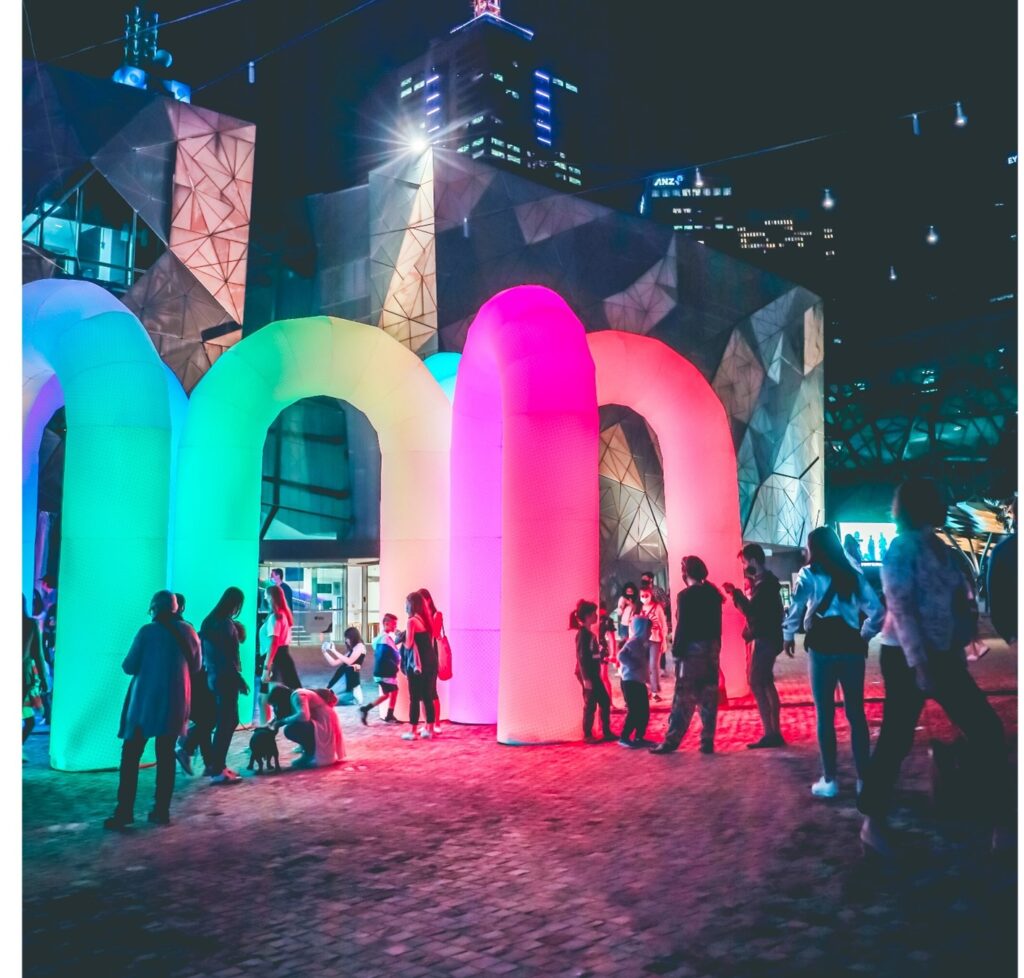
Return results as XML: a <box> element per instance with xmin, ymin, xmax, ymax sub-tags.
<box><xmin>366</xmin><ymin>0</ymin><xmax>584</xmax><ymax>189</ymax></box>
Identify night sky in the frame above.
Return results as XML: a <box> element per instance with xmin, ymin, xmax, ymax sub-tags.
<box><xmin>22</xmin><ymin>0</ymin><xmax>1019</xmax><ymax>349</ymax></box>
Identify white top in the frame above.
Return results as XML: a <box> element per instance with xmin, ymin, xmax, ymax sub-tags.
<box><xmin>260</xmin><ymin>611</ymin><xmax>292</xmax><ymax>649</ymax></box>
<box><xmin>783</xmin><ymin>566</ymin><xmax>885</xmax><ymax>644</ymax></box>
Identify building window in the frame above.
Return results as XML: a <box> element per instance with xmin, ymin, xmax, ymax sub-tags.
<box><xmin>492</xmin><ymin>72</ymin><xmax>504</xmax><ymax>82</ymax></box>
<box><xmin>457</xmin><ymin>144</ymin><xmax>470</xmax><ymax>153</ymax></box>
<box><xmin>472</xmin><ymin>137</ymin><xmax>485</xmax><ymax>147</ymax></box>
<box><xmin>491</xmin><ymin>149</ymin><xmax>506</xmax><ymax>159</ymax></box>
<box><xmin>492</xmin><ymin>137</ymin><xmax>505</xmax><ymax>147</ymax></box>
<box><xmin>507</xmin><ymin>155</ymin><xmax>521</xmax><ymax>164</ymax></box>
<box><xmin>400</xmin><ymin>87</ymin><xmax>412</xmax><ymax>99</ymax></box>
<box><xmin>506</xmin><ymin>89</ymin><xmax>520</xmax><ymax>99</ymax></box>
<box><xmin>565</xmin><ymin>82</ymin><xmax>578</xmax><ymax>92</ymax></box>
<box><xmin>569</xmin><ymin>176</ymin><xmax>581</xmax><ymax>186</ymax></box>
<box><xmin>470</xmin><ymin>115</ymin><xmax>486</xmax><ymax>125</ymax></box>
<box><xmin>413</xmin><ymin>80</ymin><xmax>425</xmax><ymax>91</ymax></box>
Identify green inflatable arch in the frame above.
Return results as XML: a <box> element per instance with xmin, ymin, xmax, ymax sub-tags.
<box><xmin>172</xmin><ymin>316</ymin><xmax>452</xmax><ymax>721</ymax></box>
<box><xmin>23</xmin><ymin>281</ymin><xmax>179</xmax><ymax>771</ymax></box>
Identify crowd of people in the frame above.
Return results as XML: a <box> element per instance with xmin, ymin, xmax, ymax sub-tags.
<box><xmin>572</xmin><ymin>478</ymin><xmax>1015</xmax><ymax>855</ymax></box>
<box><xmin>93</xmin><ymin>579</ymin><xmax>450</xmax><ymax>829</ymax></box>
<box><xmin>22</xmin><ymin>479</ymin><xmax>1016</xmax><ymax>854</ymax></box>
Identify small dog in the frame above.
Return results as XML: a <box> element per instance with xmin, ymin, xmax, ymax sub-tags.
<box><xmin>247</xmin><ymin>726</ymin><xmax>281</xmax><ymax>774</ymax></box>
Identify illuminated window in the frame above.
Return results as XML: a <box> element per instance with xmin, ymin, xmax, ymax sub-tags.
<box><xmin>554</xmin><ymin>161</ymin><xmax>566</xmax><ymax>170</ymax></box>
<box><xmin>507</xmin><ymin>143</ymin><xmax>520</xmax><ymax>152</ymax></box>
<box><xmin>401</xmin><ymin>77</ymin><xmax>413</xmax><ymax>87</ymax></box>
<box><xmin>506</xmin><ymin>89</ymin><xmax>520</xmax><ymax>99</ymax></box>
<box><xmin>552</xmin><ymin>77</ymin><xmax>564</xmax><ymax>87</ymax></box>
<box><xmin>566</xmin><ymin>82</ymin><xmax>578</xmax><ymax>92</ymax></box>
<box><xmin>471</xmin><ymin>115</ymin><xmax>486</xmax><ymax>125</ymax></box>
<box><xmin>472</xmin><ymin>150</ymin><xmax>485</xmax><ymax>159</ymax></box>
<box><xmin>713</xmin><ymin>187</ymin><xmax>721</xmax><ymax>196</ymax></box>
<box><xmin>400</xmin><ymin>88</ymin><xmax>412</xmax><ymax>99</ymax></box>
<box><xmin>723</xmin><ymin>188</ymin><xmax>732</xmax><ymax>196</ymax></box>
<box><xmin>492</xmin><ymin>72</ymin><xmax>505</xmax><ymax>82</ymax></box>
<box><xmin>413</xmin><ymin>80</ymin><xmax>425</xmax><ymax>91</ymax></box>
<box><xmin>472</xmin><ymin>137</ymin><xmax>485</xmax><ymax>147</ymax></box>
<box><xmin>491</xmin><ymin>149</ymin><xmax>506</xmax><ymax>159</ymax></box>
<box><xmin>457</xmin><ymin>144</ymin><xmax>470</xmax><ymax>153</ymax></box>
<box><xmin>507</xmin><ymin>155</ymin><xmax>521</xmax><ymax>164</ymax></box>
<box><xmin>569</xmin><ymin>176</ymin><xmax>581</xmax><ymax>185</ymax></box>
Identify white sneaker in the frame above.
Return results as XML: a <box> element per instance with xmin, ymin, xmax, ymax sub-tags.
<box><xmin>353</xmin><ymin>685</ymin><xmax>365</xmax><ymax>705</ymax></box>
<box><xmin>811</xmin><ymin>777</ymin><xmax>838</xmax><ymax>798</ymax></box>
<box><xmin>419</xmin><ymin>727</ymin><xmax>433</xmax><ymax>739</ymax></box>
<box><xmin>432</xmin><ymin>723</ymin><xmax>442</xmax><ymax>734</ymax></box>
<box><xmin>401</xmin><ymin>731</ymin><xmax>416</xmax><ymax>741</ymax></box>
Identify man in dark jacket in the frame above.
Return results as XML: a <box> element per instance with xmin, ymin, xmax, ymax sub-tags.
<box><xmin>651</xmin><ymin>556</ymin><xmax>724</xmax><ymax>755</ymax></box>
<box><xmin>987</xmin><ymin>500</ymin><xmax>1017</xmax><ymax>645</ymax></box>
<box><xmin>724</xmin><ymin>544</ymin><xmax>789</xmax><ymax>749</ymax></box>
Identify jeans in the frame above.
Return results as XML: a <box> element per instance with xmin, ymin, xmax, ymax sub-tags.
<box><xmin>858</xmin><ymin>646</ymin><xmax>1010</xmax><ymax>821</ymax></box>
<box><xmin>647</xmin><ymin>641</ymin><xmax>663</xmax><ymax>695</ymax></box>
<box><xmin>582</xmin><ymin>681</ymin><xmax>612</xmax><ymax>738</ymax></box>
<box><xmin>207</xmin><ymin>686</ymin><xmax>240</xmax><ymax>776</ymax></box>
<box><xmin>115</xmin><ymin>731</ymin><xmax>176</xmax><ymax>819</ymax></box>
<box><xmin>748</xmin><ymin>638</ymin><xmax>782</xmax><ymax>737</ymax></box>
<box><xmin>283</xmin><ymin>719</ymin><xmax>315</xmax><ymax>756</ymax></box>
<box><xmin>664</xmin><ymin>641</ymin><xmax>720</xmax><ymax>750</ymax></box>
<box><xmin>619</xmin><ymin>680</ymin><xmax>650</xmax><ymax>742</ymax></box>
<box><xmin>408</xmin><ymin>672</ymin><xmax>436</xmax><ymax>726</ymax></box>
<box><xmin>327</xmin><ymin>663</ymin><xmax>360</xmax><ymax>693</ymax></box>
<box><xmin>807</xmin><ymin>650</ymin><xmax>869</xmax><ymax>781</ymax></box>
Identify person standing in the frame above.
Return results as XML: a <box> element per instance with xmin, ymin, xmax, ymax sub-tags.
<box><xmin>640</xmin><ymin>571</ymin><xmax>672</xmax><ymax>648</ymax></box>
<box><xmin>266</xmin><ymin>684</ymin><xmax>344</xmax><ymax>768</ymax></box>
<box><xmin>859</xmin><ymin>479</ymin><xmax>1013</xmax><ymax>855</ymax></box>
<box><xmin>987</xmin><ymin>498</ymin><xmax>1017</xmax><ymax>645</ymax></box>
<box><xmin>22</xmin><ymin>596</ymin><xmax>47</xmax><ymax>754</ymax></box>
<box><xmin>651</xmin><ymin>556</ymin><xmax>724</xmax><ymax>755</ymax></box>
<box><xmin>724</xmin><ymin>544</ymin><xmax>787</xmax><ymax>749</ymax></box>
<box><xmin>401</xmin><ymin>592</ymin><xmax>438</xmax><ymax>740</ymax></box>
<box><xmin>843</xmin><ymin>535</ymin><xmax>864</xmax><ymax>570</ymax></box>
<box><xmin>259</xmin><ymin>584</ymin><xmax>300</xmax><ymax>725</ymax></box>
<box><xmin>616</xmin><ymin>616</ymin><xmax>651</xmax><ymax>748</ymax></box>
<box><xmin>783</xmin><ymin>528</ymin><xmax>884</xmax><ymax>798</ymax></box>
<box><xmin>196</xmin><ymin>587</ymin><xmax>250</xmax><ymax>785</ymax></box>
<box><xmin>269</xmin><ymin>569</ymin><xmax>293</xmax><ymax>611</ymax></box>
<box><xmin>418</xmin><ymin>588</ymin><xmax>445</xmax><ymax>734</ymax></box>
<box><xmin>615</xmin><ymin>583</ymin><xmax>639</xmax><ymax>645</ymax></box>
<box><xmin>638</xmin><ymin>588</ymin><xmax>669</xmax><ymax>702</ymax></box>
<box><xmin>104</xmin><ymin>591</ymin><xmax>201</xmax><ymax>830</ymax></box>
<box><xmin>173</xmin><ymin>593</ymin><xmax>215</xmax><ymax>777</ymax></box>
<box><xmin>361</xmin><ymin>613</ymin><xmax>402</xmax><ymax>724</ymax></box>
<box><xmin>571</xmin><ymin>599</ymin><xmax>616</xmax><ymax>743</ymax></box>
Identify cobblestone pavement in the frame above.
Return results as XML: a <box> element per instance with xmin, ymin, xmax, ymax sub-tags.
<box><xmin>24</xmin><ymin>641</ymin><xmax>1017</xmax><ymax>978</ymax></box>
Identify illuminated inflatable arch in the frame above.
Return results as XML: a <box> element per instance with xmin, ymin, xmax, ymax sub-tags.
<box><xmin>588</xmin><ymin>330</ymin><xmax>748</xmax><ymax>697</ymax></box>
<box><xmin>448</xmin><ymin>286</ymin><xmax>600</xmax><ymax>743</ymax></box>
<box><xmin>23</xmin><ymin>280</ymin><xmax>180</xmax><ymax>771</ymax></box>
<box><xmin>172</xmin><ymin>316</ymin><xmax>451</xmax><ymax>722</ymax></box>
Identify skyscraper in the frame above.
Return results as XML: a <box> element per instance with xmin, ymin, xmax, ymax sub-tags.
<box><xmin>367</xmin><ymin>0</ymin><xmax>584</xmax><ymax>189</ymax></box>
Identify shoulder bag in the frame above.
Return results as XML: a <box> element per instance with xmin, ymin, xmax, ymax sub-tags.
<box><xmin>804</xmin><ymin>582</ymin><xmax>868</xmax><ymax>656</ymax></box>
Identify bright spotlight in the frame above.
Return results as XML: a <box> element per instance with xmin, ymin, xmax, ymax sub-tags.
<box><xmin>409</xmin><ymin>135</ymin><xmax>430</xmax><ymax>154</ymax></box>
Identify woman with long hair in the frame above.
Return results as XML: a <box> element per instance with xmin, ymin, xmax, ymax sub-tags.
<box><xmin>418</xmin><ymin>587</ymin><xmax>444</xmax><ymax>734</ymax></box>
<box><xmin>195</xmin><ymin>587</ymin><xmax>250</xmax><ymax>784</ymax></box>
<box><xmin>266</xmin><ymin>683</ymin><xmax>344</xmax><ymax>768</ymax></box>
<box><xmin>858</xmin><ymin>479</ymin><xmax>1012</xmax><ymax>855</ymax></box>
<box><xmin>322</xmin><ymin>626</ymin><xmax>368</xmax><ymax>704</ymax></box>
<box><xmin>401</xmin><ymin>591</ymin><xmax>438</xmax><ymax>740</ymax></box>
<box><xmin>259</xmin><ymin>584</ymin><xmax>300</xmax><ymax>725</ymax></box>
<box><xmin>783</xmin><ymin>527</ymin><xmax>884</xmax><ymax>798</ymax></box>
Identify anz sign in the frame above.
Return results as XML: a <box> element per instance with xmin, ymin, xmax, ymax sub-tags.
<box><xmin>652</xmin><ymin>173</ymin><xmax>685</xmax><ymax>187</ymax></box>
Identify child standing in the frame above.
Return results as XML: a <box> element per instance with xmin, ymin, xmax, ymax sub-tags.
<box><xmin>571</xmin><ymin>599</ymin><xmax>616</xmax><ymax>743</ymax></box>
<box><xmin>617</xmin><ymin>616</ymin><xmax>652</xmax><ymax>748</ymax></box>
<box><xmin>360</xmin><ymin>614</ymin><xmax>401</xmax><ymax>724</ymax></box>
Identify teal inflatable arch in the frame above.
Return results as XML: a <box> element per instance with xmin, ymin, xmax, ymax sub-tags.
<box><xmin>23</xmin><ymin>281</ymin><xmax>179</xmax><ymax>771</ymax></box>
<box><xmin>172</xmin><ymin>316</ymin><xmax>452</xmax><ymax>722</ymax></box>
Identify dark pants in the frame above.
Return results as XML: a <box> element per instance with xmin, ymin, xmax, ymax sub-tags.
<box><xmin>283</xmin><ymin>719</ymin><xmax>315</xmax><ymax>755</ymax></box>
<box><xmin>858</xmin><ymin>646</ymin><xmax>1010</xmax><ymax>821</ymax></box>
<box><xmin>408</xmin><ymin>671</ymin><xmax>437</xmax><ymax>725</ymax></box>
<box><xmin>22</xmin><ymin>715</ymin><xmax>35</xmax><ymax>744</ymax></box>
<box><xmin>207</xmin><ymin>687</ymin><xmax>240</xmax><ymax>776</ymax></box>
<box><xmin>115</xmin><ymin>731</ymin><xmax>176</xmax><ymax>820</ymax></box>
<box><xmin>664</xmin><ymin>642</ymin><xmax>720</xmax><ymax>749</ymax></box>
<box><xmin>582</xmin><ymin>680</ymin><xmax>612</xmax><ymax>738</ymax></box>
<box><xmin>807</xmin><ymin>650</ymin><xmax>869</xmax><ymax>781</ymax></box>
<box><xmin>620</xmin><ymin>680</ymin><xmax>650</xmax><ymax>742</ymax></box>
<box><xmin>328</xmin><ymin>663</ymin><xmax>360</xmax><ymax>693</ymax></box>
<box><xmin>749</xmin><ymin>638</ymin><xmax>782</xmax><ymax>737</ymax></box>
<box><xmin>180</xmin><ymin>673</ymin><xmax>216</xmax><ymax>768</ymax></box>
<box><xmin>270</xmin><ymin>646</ymin><xmax>301</xmax><ymax>689</ymax></box>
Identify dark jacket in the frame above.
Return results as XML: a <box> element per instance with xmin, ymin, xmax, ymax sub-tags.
<box><xmin>987</xmin><ymin>533</ymin><xmax>1017</xmax><ymax>643</ymax></box>
<box><xmin>731</xmin><ymin>571</ymin><xmax>784</xmax><ymax>649</ymax></box>
<box><xmin>373</xmin><ymin>633</ymin><xmax>401</xmax><ymax>680</ymax></box>
<box><xmin>574</xmin><ymin>628</ymin><xmax>603</xmax><ymax>687</ymax></box>
<box><xmin>199</xmin><ymin>616</ymin><xmax>246</xmax><ymax>694</ymax></box>
<box><xmin>672</xmin><ymin>582</ymin><xmax>724</xmax><ymax>657</ymax></box>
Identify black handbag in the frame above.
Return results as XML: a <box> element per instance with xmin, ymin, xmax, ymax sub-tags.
<box><xmin>804</xmin><ymin>583</ymin><xmax>868</xmax><ymax>656</ymax></box>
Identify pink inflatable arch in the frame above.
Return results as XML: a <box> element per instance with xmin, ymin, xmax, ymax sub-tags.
<box><xmin>448</xmin><ymin>286</ymin><xmax>600</xmax><ymax>743</ymax></box>
<box><xmin>588</xmin><ymin>330</ymin><xmax>748</xmax><ymax>697</ymax></box>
